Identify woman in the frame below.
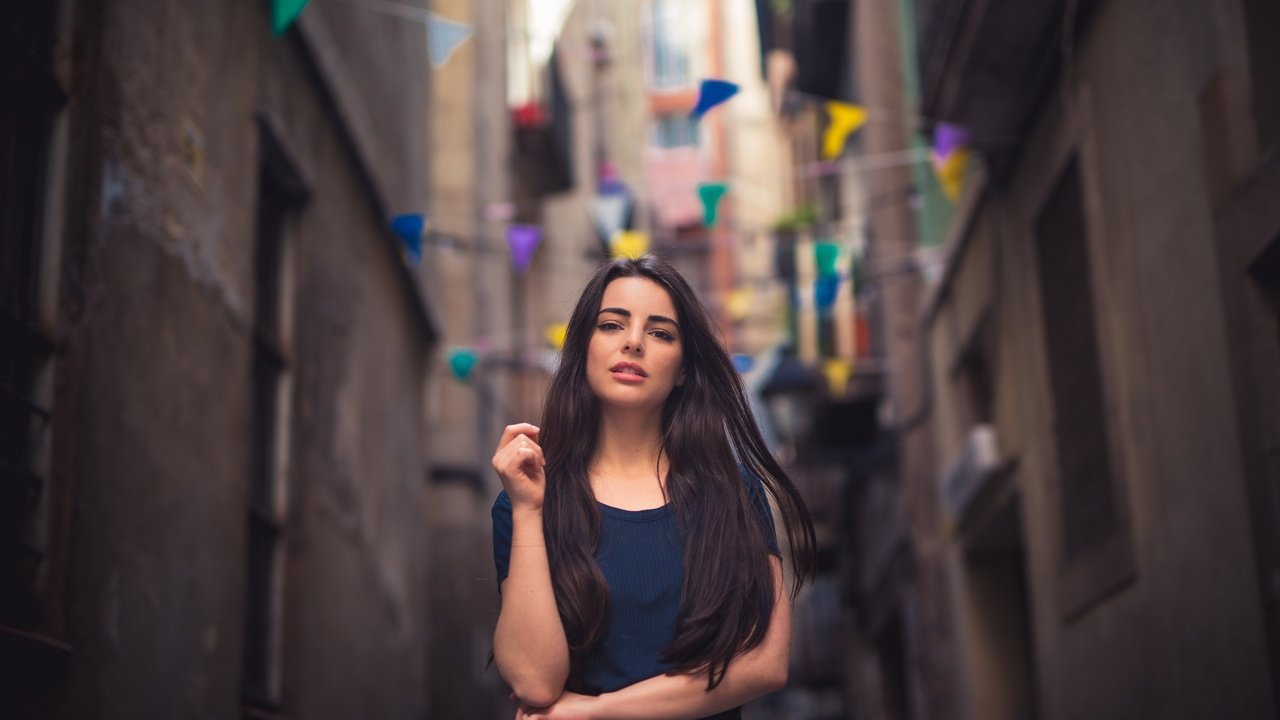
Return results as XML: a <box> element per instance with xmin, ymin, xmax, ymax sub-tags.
<box><xmin>491</xmin><ymin>255</ymin><xmax>815</xmax><ymax>719</ymax></box>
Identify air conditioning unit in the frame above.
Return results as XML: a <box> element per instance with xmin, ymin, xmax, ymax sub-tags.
<box><xmin>942</xmin><ymin>424</ymin><xmax>1002</xmax><ymax>522</ymax></box>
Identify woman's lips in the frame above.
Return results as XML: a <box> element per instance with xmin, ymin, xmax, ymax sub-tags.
<box><xmin>610</xmin><ymin>362</ymin><xmax>647</xmax><ymax>381</ymax></box>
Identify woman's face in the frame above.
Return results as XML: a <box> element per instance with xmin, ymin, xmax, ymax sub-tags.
<box><xmin>586</xmin><ymin>276</ymin><xmax>686</xmax><ymax>412</ymax></box>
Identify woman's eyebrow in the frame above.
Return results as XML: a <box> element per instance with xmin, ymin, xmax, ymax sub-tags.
<box><xmin>597</xmin><ymin>308</ymin><xmax>679</xmax><ymax>328</ymax></box>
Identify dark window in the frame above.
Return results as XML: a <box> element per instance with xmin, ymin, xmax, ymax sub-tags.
<box><xmin>241</xmin><ymin>126</ymin><xmax>307</xmax><ymax>717</ymax></box>
<box><xmin>955</xmin><ymin>321</ymin><xmax>994</xmax><ymax>429</ymax></box>
<box><xmin>1241</xmin><ymin>0</ymin><xmax>1280</xmax><ymax>151</ymax></box>
<box><xmin>1034</xmin><ymin>157</ymin><xmax>1118</xmax><ymax>562</ymax></box>
<box><xmin>0</xmin><ymin>2</ymin><xmax>62</xmax><ymax>634</ymax></box>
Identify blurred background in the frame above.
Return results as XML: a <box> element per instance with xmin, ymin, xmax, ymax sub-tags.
<box><xmin>3</xmin><ymin>0</ymin><xmax>1279</xmax><ymax>718</ymax></box>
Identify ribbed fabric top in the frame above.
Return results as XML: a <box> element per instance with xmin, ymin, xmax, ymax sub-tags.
<box><xmin>492</xmin><ymin>473</ymin><xmax>779</xmax><ymax>720</ymax></box>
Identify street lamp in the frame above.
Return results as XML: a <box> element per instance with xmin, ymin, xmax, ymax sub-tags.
<box><xmin>761</xmin><ymin>353</ymin><xmax>822</xmax><ymax>460</ymax></box>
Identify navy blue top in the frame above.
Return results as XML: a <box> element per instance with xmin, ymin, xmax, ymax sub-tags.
<box><xmin>492</xmin><ymin>473</ymin><xmax>780</xmax><ymax>720</ymax></box>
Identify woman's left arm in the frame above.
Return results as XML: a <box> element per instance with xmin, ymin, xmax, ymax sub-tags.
<box><xmin>518</xmin><ymin>556</ymin><xmax>791</xmax><ymax>720</ymax></box>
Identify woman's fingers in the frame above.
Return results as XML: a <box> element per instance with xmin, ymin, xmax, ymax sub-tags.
<box><xmin>493</xmin><ymin>425</ymin><xmax>542</xmax><ymax>470</ymax></box>
<box><xmin>492</xmin><ymin>425</ymin><xmax>547</xmax><ymax>503</ymax></box>
<box><xmin>495</xmin><ymin>435</ymin><xmax>544</xmax><ymax>475</ymax></box>
<box><xmin>516</xmin><ymin>435</ymin><xmax>545</xmax><ymax>468</ymax></box>
<box><xmin>497</xmin><ymin>423</ymin><xmax>540</xmax><ymax>449</ymax></box>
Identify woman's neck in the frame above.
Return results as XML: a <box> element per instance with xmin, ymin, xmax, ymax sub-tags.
<box><xmin>590</xmin><ymin>407</ymin><xmax>668</xmax><ymax>507</ymax></box>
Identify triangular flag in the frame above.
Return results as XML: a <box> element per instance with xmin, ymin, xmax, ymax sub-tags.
<box><xmin>697</xmin><ymin>182</ymin><xmax>728</xmax><ymax>226</ymax></box>
<box><xmin>611</xmin><ymin>230</ymin><xmax>650</xmax><ymax>260</ymax></box>
<box><xmin>823</xmin><ymin>358</ymin><xmax>852</xmax><ymax>396</ymax></box>
<box><xmin>272</xmin><ymin>0</ymin><xmax>309</xmax><ymax>36</ymax></box>
<box><xmin>592</xmin><ymin>193</ymin><xmax>630</xmax><ymax>242</ymax></box>
<box><xmin>690</xmin><ymin>79</ymin><xmax>739</xmax><ymax>119</ymax></box>
<box><xmin>815</xmin><ymin>274</ymin><xmax>841</xmax><ymax>310</ymax></box>
<box><xmin>822</xmin><ymin>101</ymin><xmax>867</xmax><ymax>159</ymax></box>
<box><xmin>545</xmin><ymin>322</ymin><xmax>568</xmax><ymax>351</ymax></box>
<box><xmin>814</xmin><ymin>241</ymin><xmax>840</xmax><ymax>277</ymax></box>
<box><xmin>447</xmin><ymin>348</ymin><xmax>478</xmax><ymax>381</ymax></box>
<box><xmin>426</xmin><ymin>12</ymin><xmax>472</xmax><ymax>68</ymax></box>
<box><xmin>931</xmin><ymin>122</ymin><xmax>970</xmax><ymax>163</ymax></box>
<box><xmin>725</xmin><ymin>288</ymin><xmax>752</xmax><ymax>321</ymax></box>
<box><xmin>389</xmin><ymin>213</ymin><xmax>426</xmax><ymax>266</ymax></box>
<box><xmin>936</xmin><ymin>148</ymin><xmax>971</xmax><ymax>202</ymax></box>
<box><xmin>506</xmin><ymin>224</ymin><xmax>541</xmax><ymax>273</ymax></box>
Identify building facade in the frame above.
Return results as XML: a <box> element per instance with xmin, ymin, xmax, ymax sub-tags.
<box><xmin>3</xmin><ymin>1</ymin><xmax>440</xmax><ymax>717</ymax></box>
<box><xmin>919</xmin><ymin>0</ymin><xmax>1280</xmax><ymax>718</ymax></box>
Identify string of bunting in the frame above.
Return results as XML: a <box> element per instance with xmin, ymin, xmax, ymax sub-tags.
<box><xmin>259</xmin><ymin>5</ymin><xmax>971</xmax><ymax>385</ymax></box>
<box><xmin>271</xmin><ymin>0</ymin><xmax>474</xmax><ymax>69</ymax></box>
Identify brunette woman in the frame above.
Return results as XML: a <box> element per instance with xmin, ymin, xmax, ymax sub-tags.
<box><xmin>491</xmin><ymin>255</ymin><xmax>815</xmax><ymax>719</ymax></box>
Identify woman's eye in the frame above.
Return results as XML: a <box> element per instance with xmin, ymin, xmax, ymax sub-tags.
<box><xmin>597</xmin><ymin>321</ymin><xmax>623</xmax><ymax>331</ymax></box>
<box><xmin>650</xmin><ymin>329</ymin><xmax>675</xmax><ymax>341</ymax></box>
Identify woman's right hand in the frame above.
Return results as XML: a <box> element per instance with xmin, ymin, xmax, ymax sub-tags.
<box><xmin>492</xmin><ymin>423</ymin><xmax>546</xmax><ymax>511</ymax></box>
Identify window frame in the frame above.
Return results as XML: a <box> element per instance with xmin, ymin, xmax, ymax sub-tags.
<box><xmin>240</xmin><ymin>119</ymin><xmax>308</xmax><ymax>717</ymax></box>
<box><xmin>1021</xmin><ymin>86</ymin><xmax>1136</xmax><ymax>624</ymax></box>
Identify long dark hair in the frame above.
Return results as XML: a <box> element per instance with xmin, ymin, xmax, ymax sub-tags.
<box><xmin>539</xmin><ymin>254</ymin><xmax>816</xmax><ymax>690</ymax></box>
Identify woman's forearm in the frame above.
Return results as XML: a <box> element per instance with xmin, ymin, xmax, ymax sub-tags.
<box><xmin>586</xmin><ymin>558</ymin><xmax>791</xmax><ymax>720</ymax></box>
<box><xmin>494</xmin><ymin>507</ymin><xmax>571</xmax><ymax>707</ymax></box>
<box><xmin>593</xmin><ymin>655</ymin><xmax>787</xmax><ymax>719</ymax></box>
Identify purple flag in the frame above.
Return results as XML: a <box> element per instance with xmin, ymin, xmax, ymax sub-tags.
<box><xmin>507</xmin><ymin>224</ymin><xmax>541</xmax><ymax>274</ymax></box>
<box><xmin>932</xmin><ymin>123</ymin><xmax>970</xmax><ymax>160</ymax></box>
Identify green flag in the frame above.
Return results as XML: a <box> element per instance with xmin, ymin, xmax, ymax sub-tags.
<box><xmin>815</xmin><ymin>241</ymin><xmax>839</xmax><ymax>277</ymax></box>
<box><xmin>272</xmin><ymin>0</ymin><xmax>309</xmax><ymax>36</ymax></box>
<box><xmin>697</xmin><ymin>182</ymin><xmax>728</xmax><ymax>227</ymax></box>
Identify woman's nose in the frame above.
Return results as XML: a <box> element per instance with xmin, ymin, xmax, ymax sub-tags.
<box><xmin>623</xmin><ymin>333</ymin><xmax>644</xmax><ymax>354</ymax></box>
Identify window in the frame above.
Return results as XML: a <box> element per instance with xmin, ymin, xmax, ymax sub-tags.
<box><xmin>1036</xmin><ymin>158</ymin><xmax>1117</xmax><ymax>560</ymax></box>
<box><xmin>1241</xmin><ymin>0</ymin><xmax>1280</xmax><ymax>150</ymax></box>
<box><xmin>0</xmin><ymin>2</ymin><xmax>63</xmax><ymax>637</ymax></box>
<box><xmin>1035</xmin><ymin>156</ymin><xmax>1132</xmax><ymax>618</ymax></box>
<box><xmin>652</xmin><ymin>113</ymin><xmax>699</xmax><ymax>149</ymax></box>
<box><xmin>954</xmin><ymin>317</ymin><xmax>994</xmax><ymax>430</ymax></box>
<box><xmin>645</xmin><ymin>0</ymin><xmax>693</xmax><ymax>90</ymax></box>
<box><xmin>241</xmin><ymin>124</ymin><xmax>307</xmax><ymax>717</ymax></box>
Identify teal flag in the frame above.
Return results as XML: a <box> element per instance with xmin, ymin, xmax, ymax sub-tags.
<box><xmin>815</xmin><ymin>242</ymin><xmax>839</xmax><ymax>277</ymax></box>
<box><xmin>697</xmin><ymin>182</ymin><xmax>728</xmax><ymax>226</ymax></box>
<box><xmin>272</xmin><ymin>0</ymin><xmax>308</xmax><ymax>36</ymax></box>
<box><xmin>448</xmin><ymin>348</ymin><xmax>478</xmax><ymax>381</ymax></box>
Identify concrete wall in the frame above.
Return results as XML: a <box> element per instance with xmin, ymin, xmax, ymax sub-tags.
<box><xmin>49</xmin><ymin>0</ymin><xmax>436</xmax><ymax>716</ymax></box>
<box><xmin>925</xmin><ymin>1</ymin><xmax>1276</xmax><ymax>718</ymax></box>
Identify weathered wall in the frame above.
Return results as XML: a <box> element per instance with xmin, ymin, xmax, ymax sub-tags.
<box><xmin>53</xmin><ymin>0</ymin><xmax>435</xmax><ymax>716</ymax></box>
<box><xmin>926</xmin><ymin>0</ymin><xmax>1275</xmax><ymax>718</ymax></box>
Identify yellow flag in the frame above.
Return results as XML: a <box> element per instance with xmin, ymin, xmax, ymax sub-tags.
<box><xmin>611</xmin><ymin>230</ymin><xmax>650</xmax><ymax>260</ymax></box>
<box><xmin>823</xmin><ymin>358</ymin><xmax>853</xmax><ymax>396</ymax></box>
<box><xmin>545</xmin><ymin>322</ymin><xmax>568</xmax><ymax>350</ymax></box>
<box><xmin>936</xmin><ymin>148</ymin><xmax>971</xmax><ymax>202</ymax></box>
<box><xmin>823</xmin><ymin>102</ymin><xmax>868</xmax><ymax>159</ymax></box>
<box><xmin>726</xmin><ymin>289</ymin><xmax>752</xmax><ymax>321</ymax></box>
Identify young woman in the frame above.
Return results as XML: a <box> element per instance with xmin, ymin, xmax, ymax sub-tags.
<box><xmin>491</xmin><ymin>255</ymin><xmax>815</xmax><ymax>719</ymax></box>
